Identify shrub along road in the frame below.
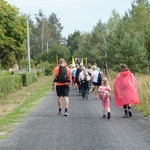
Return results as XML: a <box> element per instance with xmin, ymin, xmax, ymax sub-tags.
<box><xmin>0</xmin><ymin>87</ymin><xmax>150</xmax><ymax>150</ymax></box>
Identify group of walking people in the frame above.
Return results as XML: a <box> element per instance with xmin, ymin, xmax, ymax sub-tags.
<box><xmin>52</xmin><ymin>58</ymin><xmax>140</xmax><ymax>119</ymax></box>
<box><xmin>72</xmin><ymin>63</ymin><xmax>102</xmax><ymax>99</ymax></box>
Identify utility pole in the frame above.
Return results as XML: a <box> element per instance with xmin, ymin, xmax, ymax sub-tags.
<box><xmin>46</xmin><ymin>41</ymin><xmax>48</xmax><ymax>53</ymax></box>
<box><xmin>41</xmin><ymin>18</ymin><xmax>44</xmax><ymax>53</ymax></box>
<box><xmin>27</xmin><ymin>15</ymin><xmax>31</xmax><ymax>72</ymax></box>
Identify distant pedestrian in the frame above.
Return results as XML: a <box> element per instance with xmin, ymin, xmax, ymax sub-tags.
<box><xmin>91</xmin><ymin>65</ymin><xmax>100</xmax><ymax>99</ymax></box>
<box><xmin>98</xmin><ymin>77</ymin><xmax>111</xmax><ymax>119</ymax></box>
<box><xmin>75</xmin><ymin>64</ymin><xmax>82</xmax><ymax>94</ymax></box>
<box><xmin>113</xmin><ymin>64</ymin><xmax>140</xmax><ymax>118</ymax></box>
<box><xmin>52</xmin><ymin>58</ymin><xmax>72</xmax><ymax>116</ymax></box>
<box><xmin>79</xmin><ymin>66</ymin><xmax>91</xmax><ymax>99</ymax></box>
<box><xmin>71</xmin><ymin>64</ymin><xmax>77</xmax><ymax>89</ymax></box>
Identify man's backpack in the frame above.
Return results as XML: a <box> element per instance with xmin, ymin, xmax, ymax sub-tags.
<box><xmin>97</xmin><ymin>72</ymin><xmax>102</xmax><ymax>85</ymax></box>
<box><xmin>54</xmin><ymin>66</ymin><xmax>70</xmax><ymax>83</ymax></box>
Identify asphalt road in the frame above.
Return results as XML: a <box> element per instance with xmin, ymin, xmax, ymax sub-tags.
<box><xmin>0</xmin><ymin>88</ymin><xmax>150</xmax><ymax>150</ymax></box>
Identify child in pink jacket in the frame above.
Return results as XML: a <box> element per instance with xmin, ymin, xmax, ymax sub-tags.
<box><xmin>98</xmin><ymin>77</ymin><xmax>111</xmax><ymax>119</ymax></box>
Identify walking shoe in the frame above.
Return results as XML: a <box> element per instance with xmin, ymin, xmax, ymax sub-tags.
<box><xmin>124</xmin><ymin>113</ymin><xmax>129</xmax><ymax>118</ymax></box>
<box><xmin>64</xmin><ymin>112</ymin><xmax>69</xmax><ymax>116</ymax></box>
<box><xmin>129</xmin><ymin>111</ymin><xmax>132</xmax><ymax>117</ymax></box>
<box><xmin>102</xmin><ymin>114</ymin><xmax>106</xmax><ymax>118</ymax></box>
<box><xmin>58</xmin><ymin>111</ymin><xmax>62</xmax><ymax>115</ymax></box>
<box><xmin>107</xmin><ymin>112</ymin><xmax>111</xmax><ymax>119</ymax></box>
<box><xmin>85</xmin><ymin>94</ymin><xmax>88</xmax><ymax>99</ymax></box>
<box><xmin>95</xmin><ymin>96</ymin><xmax>98</xmax><ymax>99</ymax></box>
<box><xmin>82</xmin><ymin>95</ymin><xmax>85</xmax><ymax>99</ymax></box>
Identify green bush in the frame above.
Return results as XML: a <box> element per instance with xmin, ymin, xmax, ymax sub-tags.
<box><xmin>0</xmin><ymin>72</ymin><xmax>38</xmax><ymax>99</ymax></box>
<box><xmin>37</xmin><ymin>61</ymin><xmax>55</xmax><ymax>76</ymax></box>
<box><xmin>0</xmin><ymin>75</ymin><xmax>23</xmax><ymax>99</ymax></box>
<box><xmin>36</xmin><ymin>70</ymin><xmax>43</xmax><ymax>77</ymax></box>
<box><xmin>21</xmin><ymin>72</ymin><xmax>38</xmax><ymax>86</ymax></box>
<box><xmin>45</xmin><ymin>63</ymin><xmax>55</xmax><ymax>75</ymax></box>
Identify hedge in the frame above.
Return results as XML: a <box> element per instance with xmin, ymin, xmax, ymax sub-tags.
<box><xmin>0</xmin><ymin>72</ymin><xmax>38</xmax><ymax>99</ymax></box>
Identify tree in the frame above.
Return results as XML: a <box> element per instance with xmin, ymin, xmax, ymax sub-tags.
<box><xmin>66</xmin><ymin>30</ymin><xmax>82</xmax><ymax>56</ymax></box>
<box><xmin>129</xmin><ymin>0</ymin><xmax>150</xmax><ymax>71</ymax></box>
<box><xmin>29</xmin><ymin>11</ymin><xmax>65</xmax><ymax>62</ymax></box>
<box><xmin>48</xmin><ymin>13</ymin><xmax>64</xmax><ymax>43</ymax></box>
<box><xmin>0</xmin><ymin>0</ymin><xmax>26</xmax><ymax>69</ymax></box>
<box><xmin>74</xmin><ymin>33</ymin><xmax>92</xmax><ymax>63</ymax></box>
<box><xmin>106</xmin><ymin>3</ymin><xmax>149</xmax><ymax>73</ymax></box>
<box><xmin>36</xmin><ymin>42</ymin><xmax>70</xmax><ymax>65</ymax></box>
<box><xmin>106</xmin><ymin>10</ymin><xmax>122</xmax><ymax>70</ymax></box>
<box><xmin>91</xmin><ymin>20</ymin><xmax>110</xmax><ymax>75</ymax></box>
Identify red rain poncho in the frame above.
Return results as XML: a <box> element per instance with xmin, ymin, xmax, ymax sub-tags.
<box><xmin>114</xmin><ymin>70</ymin><xmax>140</xmax><ymax>107</ymax></box>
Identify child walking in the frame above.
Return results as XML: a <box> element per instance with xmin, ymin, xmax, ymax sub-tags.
<box><xmin>98</xmin><ymin>77</ymin><xmax>111</xmax><ymax>119</ymax></box>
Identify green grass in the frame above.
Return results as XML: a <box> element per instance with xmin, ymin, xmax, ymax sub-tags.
<box><xmin>0</xmin><ymin>76</ymin><xmax>52</xmax><ymax>139</ymax></box>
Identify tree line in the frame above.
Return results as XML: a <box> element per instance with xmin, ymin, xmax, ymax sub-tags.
<box><xmin>0</xmin><ymin>0</ymin><xmax>150</xmax><ymax>74</ymax></box>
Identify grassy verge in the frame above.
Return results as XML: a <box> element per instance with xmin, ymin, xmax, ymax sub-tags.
<box><xmin>0</xmin><ymin>76</ymin><xmax>52</xmax><ymax>139</ymax></box>
<box><xmin>135</xmin><ymin>74</ymin><xmax>150</xmax><ymax>117</ymax></box>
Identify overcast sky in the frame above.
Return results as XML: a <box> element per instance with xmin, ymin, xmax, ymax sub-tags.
<box><xmin>6</xmin><ymin>0</ymin><xmax>132</xmax><ymax>37</ymax></box>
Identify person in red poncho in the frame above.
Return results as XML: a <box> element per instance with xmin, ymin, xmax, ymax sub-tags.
<box><xmin>113</xmin><ymin>64</ymin><xmax>140</xmax><ymax>118</ymax></box>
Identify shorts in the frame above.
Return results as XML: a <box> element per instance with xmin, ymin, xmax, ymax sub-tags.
<box><xmin>72</xmin><ymin>77</ymin><xmax>76</xmax><ymax>83</ymax></box>
<box><xmin>93</xmin><ymin>82</ymin><xmax>100</xmax><ymax>86</ymax></box>
<box><xmin>56</xmin><ymin>85</ymin><xmax>70</xmax><ymax>97</ymax></box>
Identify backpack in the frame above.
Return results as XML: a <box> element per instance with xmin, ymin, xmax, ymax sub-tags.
<box><xmin>97</xmin><ymin>72</ymin><xmax>102</xmax><ymax>85</ymax></box>
<box><xmin>54</xmin><ymin>66</ymin><xmax>70</xmax><ymax>83</ymax></box>
<box><xmin>99</xmin><ymin>86</ymin><xmax>111</xmax><ymax>100</ymax></box>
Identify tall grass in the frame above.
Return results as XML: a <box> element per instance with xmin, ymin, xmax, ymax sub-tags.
<box><xmin>108</xmin><ymin>71</ymin><xmax>150</xmax><ymax>118</ymax></box>
<box><xmin>135</xmin><ymin>74</ymin><xmax>150</xmax><ymax>117</ymax></box>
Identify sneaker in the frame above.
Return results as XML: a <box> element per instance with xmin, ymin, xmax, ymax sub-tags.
<box><xmin>102</xmin><ymin>114</ymin><xmax>106</xmax><ymax>118</ymax></box>
<box><xmin>124</xmin><ymin>113</ymin><xmax>129</xmax><ymax>118</ymax></box>
<box><xmin>85</xmin><ymin>94</ymin><xmax>88</xmax><ymax>99</ymax></box>
<box><xmin>107</xmin><ymin>112</ymin><xmax>111</xmax><ymax>119</ymax></box>
<box><xmin>129</xmin><ymin>111</ymin><xmax>132</xmax><ymax>117</ymax></box>
<box><xmin>58</xmin><ymin>111</ymin><xmax>62</xmax><ymax>115</ymax></box>
<box><xmin>64</xmin><ymin>112</ymin><xmax>69</xmax><ymax>116</ymax></box>
<box><xmin>82</xmin><ymin>95</ymin><xmax>85</xmax><ymax>99</ymax></box>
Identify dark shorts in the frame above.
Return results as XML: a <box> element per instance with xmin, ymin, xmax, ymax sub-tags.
<box><xmin>93</xmin><ymin>82</ymin><xmax>100</xmax><ymax>86</ymax></box>
<box><xmin>56</xmin><ymin>85</ymin><xmax>70</xmax><ymax>97</ymax></box>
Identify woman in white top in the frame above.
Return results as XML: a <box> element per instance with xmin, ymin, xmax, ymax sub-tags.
<box><xmin>79</xmin><ymin>66</ymin><xmax>91</xmax><ymax>99</ymax></box>
<box><xmin>91</xmin><ymin>65</ymin><xmax>100</xmax><ymax>99</ymax></box>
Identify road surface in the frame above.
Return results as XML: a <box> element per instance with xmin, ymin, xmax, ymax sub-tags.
<box><xmin>0</xmin><ymin>88</ymin><xmax>150</xmax><ymax>150</ymax></box>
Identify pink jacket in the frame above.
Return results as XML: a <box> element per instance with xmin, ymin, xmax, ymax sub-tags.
<box><xmin>114</xmin><ymin>70</ymin><xmax>140</xmax><ymax>107</ymax></box>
